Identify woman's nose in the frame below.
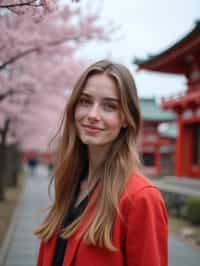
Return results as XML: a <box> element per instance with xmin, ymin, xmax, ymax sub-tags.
<box><xmin>88</xmin><ymin>103</ymin><xmax>100</xmax><ymax>121</ymax></box>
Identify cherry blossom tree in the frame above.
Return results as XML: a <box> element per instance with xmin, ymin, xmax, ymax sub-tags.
<box><xmin>0</xmin><ymin>0</ymin><xmax>56</xmax><ymax>14</ymax></box>
<box><xmin>0</xmin><ymin>0</ymin><xmax>82</xmax><ymax>15</ymax></box>
<box><xmin>0</xmin><ymin>57</ymin><xmax>88</xmax><ymax>199</ymax></box>
<box><xmin>0</xmin><ymin>3</ymin><xmax>108</xmax><ymax>99</ymax></box>
<box><xmin>0</xmin><ymin>2</ymin><xmax>111</xmax><ymax>200</ymax></box>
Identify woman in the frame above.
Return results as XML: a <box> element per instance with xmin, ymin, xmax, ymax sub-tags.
<box><xmin>34</xmin><ymin>60</ymin><xmax>168</xmax><ymax>266</ymax></box>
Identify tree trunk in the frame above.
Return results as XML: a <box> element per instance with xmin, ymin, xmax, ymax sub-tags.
<box><xmin>0</xmin><ymin>143</ymin><xmax>6</xmax><ymax>201</ymax></box>
<box><xmin>0</xmin><ymin>119</ymin><xmax>10</xmax><ymax>201</ymax></box>
<box><xmin>8</xmin><ymin>145</ymin><xmax>22</xmax><ymax>187</ymax></box>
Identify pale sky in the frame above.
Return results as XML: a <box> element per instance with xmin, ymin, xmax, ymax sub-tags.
<box><xmin>65</xmin><ymin>0</ymin><xmax>200</xmax><ymax>98</ymax></box>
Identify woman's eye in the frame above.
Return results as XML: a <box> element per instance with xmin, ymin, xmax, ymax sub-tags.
<box><xmin>103</xmin><ymin>103</ymin><xmax>117</xmax><ymax>111</ymax></box>
<box><xmin>79</xmin><ymin>98</ymin><xmax>91</xmax><ymax>106</ymax></box>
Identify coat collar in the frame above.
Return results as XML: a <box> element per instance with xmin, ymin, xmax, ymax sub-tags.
<box><xmin>46</xmin><ymin>186</ymin><xmax>99</xmax><ymax>266</ymax></box>
<box><xmin>63</xmin><ymin>188</ymin><xmax>98</xmax><ymax>266</ymax></box>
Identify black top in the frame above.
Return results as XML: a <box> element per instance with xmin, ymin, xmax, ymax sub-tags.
<box><xmin>52</xmin><ymin>179</ymin><xmax>97</xmax><ymax>266</ymax></box>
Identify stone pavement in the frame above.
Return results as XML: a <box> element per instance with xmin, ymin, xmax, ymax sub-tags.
<box><xmin>0</xmin><ymin>165</ymin><xmax>50</xmax><ymax>266</ymax></box>
<box><xmin>1</xmin><ymin>167</ymin><xmax>200</xmax><ymax>266</ymax></box>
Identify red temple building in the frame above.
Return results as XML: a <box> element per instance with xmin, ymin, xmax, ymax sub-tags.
<box><xmin>140</xmin><ymin>98</ymin><xmax>176</xmax><ymax>176</ymax></box>
<box><xmin>135</xmin><ymin>21</ymin><xmax>200</xmax><ymax>179</ymax></box>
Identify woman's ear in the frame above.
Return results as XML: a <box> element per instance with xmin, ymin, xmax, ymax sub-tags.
<box><xmin>121</xmin><ymin>113</ymin><xmax>128</xmax><ymax>128</ymax></box>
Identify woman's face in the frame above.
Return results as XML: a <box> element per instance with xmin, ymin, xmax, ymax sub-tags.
<box><xmin>75</xmin><ymin>73</ymin><xmax>125</xmax><ymax>149</ymax></box>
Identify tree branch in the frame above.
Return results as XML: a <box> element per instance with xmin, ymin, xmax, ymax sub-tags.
<box><xmin>0</xmin><ymin>47</ymin><xmax>40</xmax><ymax>71</ymax></box>
<box><xmin>0</xmin><ymin>87</ymin><xmax>35</xmax><ymax>102</ymax></box>
<box><xmin>0</xmin><ymin>35</ymin><xmax>83</xmax><ymax>71</ymax></box>
<box><xmin>0</xmin><ymin>0</ymin><xmax>38</xmax><ymax>9</ymax></box>
<box><xmin>0</xmin><ymin>90</ymin><xmax>14</xmax><ymax>101</ymax></box>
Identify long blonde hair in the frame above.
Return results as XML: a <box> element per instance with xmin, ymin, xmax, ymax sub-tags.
<box><xmin>34</xmin><ymin>60</ymin><xmax>142</xmax><ymax>251</ymax></box>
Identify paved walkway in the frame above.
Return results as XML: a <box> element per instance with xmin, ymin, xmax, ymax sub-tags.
<box><xmin>1</xmin><ymin>166</ymin><xmax>50</xmax><ymax>266</ymax></box>
<box><xmin>1</xmin><ymin>167</ymin><xmax>200</xmax><ymax>266</ymax></box>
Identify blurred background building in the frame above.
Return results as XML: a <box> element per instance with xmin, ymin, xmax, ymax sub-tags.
<box><xmin>135</xmin><ymin>21</ymin><xmax>200</xmax><ymax>179</ymax></box>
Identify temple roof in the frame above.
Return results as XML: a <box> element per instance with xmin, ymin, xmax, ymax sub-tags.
<box><xmin>161</xmin><ymin>90</ymin><xmax>200</xmax><ymax>112</ymax></box>
<box><xmin>140</xmin><ymin>98</ymin><xmax>176</xmax><ymax>121</ymax></box>
<box><xmin>134</xmin><ymin>20</ymin><xmax>200</xmax><ymax>74</ymax></box>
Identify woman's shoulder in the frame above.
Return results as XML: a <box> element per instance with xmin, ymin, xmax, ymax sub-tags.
<box><xmin>120</xmin><ymin>171</ymin><xmax>164</xmax><ymax>207</ymax></box>
<box><xmin>126</xmin><ymin>171</ymin><xmax>157</xmax><ymax>193</ymax></box>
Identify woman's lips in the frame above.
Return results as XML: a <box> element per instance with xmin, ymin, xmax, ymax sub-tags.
<box><xmin>82</xmin><ymin>124</ymin><xmax>103</xmax><ymax>133</ymax></box>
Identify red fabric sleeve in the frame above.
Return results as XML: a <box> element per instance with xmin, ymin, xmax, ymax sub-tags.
<box><xmin>37</xmin><ymin>241</ymin><xmax>44</xmax><ymax>266</ymax></box>
<box><xmin>125</xmin><ymin>187</ymin><xmax>168</xmax><ymax>266</ymax></box>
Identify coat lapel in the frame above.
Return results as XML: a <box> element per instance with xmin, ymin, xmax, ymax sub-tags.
<box><xmin>62</xmin><ymin>230</ymin><xmax>82</xmax><ymax>266</ymax></box>
<box><xmin>63</xmin><ymin>186</ymin><xmax>99</xmax><ymax>266</ymax></box>
<box><xmin>43</xmin><ymin>228</ymin><xmax>59</xmax><ymax>266</ymax></box>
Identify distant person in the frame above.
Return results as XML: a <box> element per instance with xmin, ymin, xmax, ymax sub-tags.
<box><xmin>34</xmin><ymin>60</ymin><xmax>168</xmax><ymax>266</ymax></box>
<box><xmin>27</xmin><ymin>158</ymin><xmax>38</xmax><ymax>176</ymax></box>
<box><xmin>47</xmin><ymin>162</ymin><xmax>54</xmax><ymax>174</ymax></box>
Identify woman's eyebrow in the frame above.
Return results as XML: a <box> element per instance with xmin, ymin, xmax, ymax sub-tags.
<box><xmin>81</xmin><ymin>92</ymin><xmax>119</xmax><ymax>102</ymax></box>
<box><xmin>80</xmin><ymin>92</ymin><xmax>91</xmax><ymax>97</ymax></box>
<box><xmin>103</xmin><ymin>97</ymin><xmax>119</xmax><ymax>102</ymax></box>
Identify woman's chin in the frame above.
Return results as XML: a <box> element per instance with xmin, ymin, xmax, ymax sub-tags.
<box><xmin>81</xmin><ymin>139</ymin><xmax>100</xmax><ymax>146</ymax></box>
<box><xmin>80</xmin><ymin>137</ymin><xmax>104</xmax><ymax>146</ymax></box>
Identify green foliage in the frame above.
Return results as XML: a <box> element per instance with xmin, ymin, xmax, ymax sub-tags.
<box><xmin>186</xmin><ymin>197</ymin><xmax>200</xmax><ymax>225</ymax></box>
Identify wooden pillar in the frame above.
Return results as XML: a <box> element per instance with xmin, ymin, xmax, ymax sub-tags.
<box><xmin>155</xmin><ymin>145</ymin><xmax>161</xmax><ymax>175</ymax></box>
<box><xmin>175</xmin><ymin>115</ymin><xmax>183</xmax><ymax>177</ymax></box>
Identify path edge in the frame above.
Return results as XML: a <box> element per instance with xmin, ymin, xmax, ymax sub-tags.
<box><xmin>0</xmin><ymin>178</ymin><xmax>27</xmax><ymax>266</ymax></box>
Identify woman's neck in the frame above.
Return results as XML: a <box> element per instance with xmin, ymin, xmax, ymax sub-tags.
<box><xmin>87</xmin><ymin>145</ymin><xmax>110</xmax><ymax>182</ymax></box>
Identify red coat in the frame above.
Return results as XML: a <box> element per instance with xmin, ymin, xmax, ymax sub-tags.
<box><xmin>37</xmin><ymin>172</ymin><xmax>168</xmax><ymax>266</ymax></box>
